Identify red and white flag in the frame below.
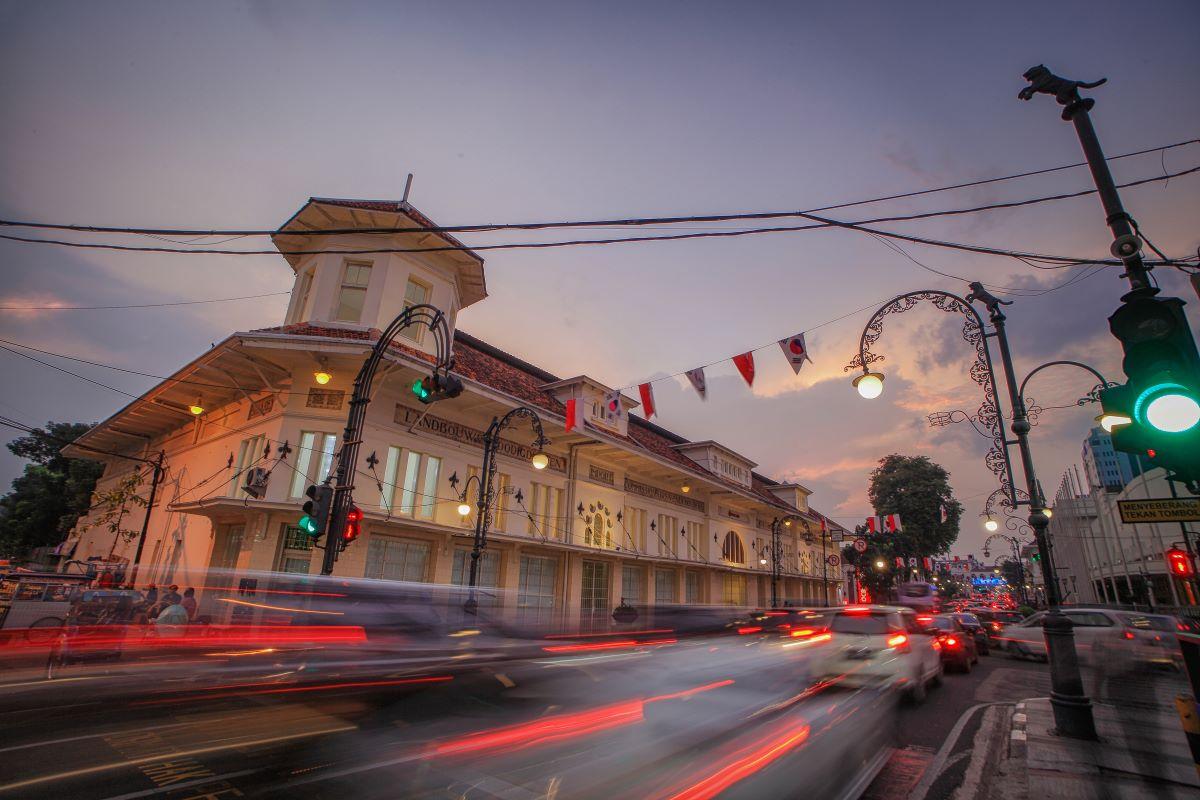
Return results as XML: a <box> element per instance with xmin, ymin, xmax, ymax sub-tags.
<box><xmin>638</xmin><ymin>382</ymin><xmax>656</xmax><ymax>420</ymax></box>
<box><xmin>939</xmin><ymin>504</ymin><xmax>948</xmax><ymax>524</ymax></box>
<box><xmin>685</xmin><ymin>367</ymin><xmax>707</xmax><ymax>400</ymax></box>
<box><xmin>820</xmin><ymin>516</ymin><xmax>828</xmax><ymax>534</ymax></box>
<box><xmin>894</xmin><ymin>557</ymin><xmax>905</xmax><ymax>569</ymax></box>
<box><xmin>732</xmin><ymin>352</ymin><xmax>755</xmax><ymax>387</ymax></box>
<box><xmin>922</xmin><ymin>557</ymin><xmax>933</xmax><ymax>571</ymax></box>
<box><xmin>778</xmin><ymin>333</ymin><xmax>813</xmax><ymax>374</ymax></box>
<box><xmin>565</xmin><ymin>398</ymin><xmax>586</xmax><ymax>433</ymax></box>
<box><xmin>866</xmin><ymin>516</ymin><xmax>879</xmax><ymax>534</ymax></box>
<box><xmin>882</xmin><ymin>513</ymin><xmax>903</xmax><ymax>533</ymax></box>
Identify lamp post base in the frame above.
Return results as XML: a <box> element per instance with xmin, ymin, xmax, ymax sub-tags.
<box><xmin>1044</xmin><ymin>608</ymin><xmax>1098</xmax><ymax>740</ymax></box>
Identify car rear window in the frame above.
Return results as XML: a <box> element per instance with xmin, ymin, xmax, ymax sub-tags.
<box><xmin>994</xmin><ymin>612</ymin><xmax>1025</xmax><ymax>623</ymax></box>
<box><xmin>928</xmin><ymin>616</ymin><xmax>957</xmax><ymax>631</ymax></box>
<box><xmin>955</xmin><ymin>614</ymin><xmax>980</xmax><ymax>625</ymax></box>
<box><xmin>830</xmin><ymin>613</ymin><xmax>892</xmax><ymax>635</ymax></box>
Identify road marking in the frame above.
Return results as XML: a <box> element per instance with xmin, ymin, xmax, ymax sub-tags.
<box><xmin>0</xmin><ymin>725</ymin><xmax>355</xmax><ymax>793</ymax></box>
<box><xmin>1013</xmin><ymin>712</ymin><xmax>1027</xmax><ymax>724</ymax></box>
<box><xmin>1011</xmin><ymin>729</ymin><xmax>1027</xmax><ymax>741</ymax></box>
<box><xmin>907</xmin><ymin>701</ymin><xmax>1010</xmax><ymax>800</ymax></box>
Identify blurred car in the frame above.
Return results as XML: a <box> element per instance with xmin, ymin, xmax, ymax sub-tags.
<box><xmin>924</xmin><ymin>614</ymin><xmax>977</xmax><ymax>672</ymax></box>
<box><xmin>810</xmin><ymin>605</ymin><xmax>942</xmax><ymax>702</ymax></box>
<box><xmin>896</xmin><ymin>581</ymin><xmax>939</xmax><ymax>612</ymax></box>
<box><xmin>970</xmin><ymin>609</ymin><xmax>1026</xmax><ymax>650</ymax></box>
<box><xmin>1113</xmin><ymin>612</ymin><xmax>1184</xmax><ymax>669</ymax></box>
<box><xmin>1000</xmin><ymin>608</ymin><xmax>1156</xmax><ymax>664</ymax></box>
<box><xmin>951</xmin><ymin>612</ymin><xmax>990</xmax><ymax>655</ymax></box>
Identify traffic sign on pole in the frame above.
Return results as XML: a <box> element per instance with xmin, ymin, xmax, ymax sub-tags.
<box><xmin>853</xmin><ymin>538</ymin><xmax>868</xmax><ymax>553</ymax></box>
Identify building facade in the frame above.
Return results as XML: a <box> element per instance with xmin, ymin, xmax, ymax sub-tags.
<box><xmin>60</xmin><ymin>197</ymin><xmax>846</xmax><ymax>626</ymax></box>
<box><xmin>1082</xmin><ymin>426</ymin><xmax>1143</xmax><ymax>491</ymax></box>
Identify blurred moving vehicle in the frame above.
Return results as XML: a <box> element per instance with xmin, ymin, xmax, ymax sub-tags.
<box><xmin>925</xmin><ymin>614</ymin><xmax>978</xmax><ymax>672</ymax></box>
<box><xmin>896</xmin><ymin>581</ymin><xmax>939</xmax><ymax>612</ymax></box>
<box><xmin>810</xmin><ymin>605</ymin><xmax>942</xmax><ymax>702</ymax></box>
<box><xmin>0</xmin><ymin>572</ymin><xmax>92</xmax><ymax>642</ymax></box>
<box><xmin>999</xmin><ymin>607</ymin><xmax>1183</xmax><ymax>667</ymax></box>
<box><xmin>970</xmin><ymin>608</ymin><xmax>1026</xmax><ymax>650</ymax></box>
<box><xmin>951</xmin><ymin>612</ymin><xmax>990</xmax><ymax>656</ymax></box>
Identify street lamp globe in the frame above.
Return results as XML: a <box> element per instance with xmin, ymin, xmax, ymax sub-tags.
<box><xmin>531</xmin><ymin>452</ymin><xmax>549</xmax><ymax>470</ymax></box>
<box><xmin>457</xmin><ymin>502</ymin><xmax>472</xmax><ymax>517</ymax></box>
<box><xmin>853</xmin><ymin>372</ymin><xmax>885</xmax><ymax>400</ymax></box>
<box><xmin>984</xmin><ymin>517</ymin><xmax>999</xmax><ymax>532</ymax></box>
<box><xmin>875</xmin><ymin>559</ymin><xmax>885</xmax><ymax>569</ymax></box>
<box><xmin>760</xmin><ymin>558</ymin><xmax>768</xmax><ymax>566</ymax></box>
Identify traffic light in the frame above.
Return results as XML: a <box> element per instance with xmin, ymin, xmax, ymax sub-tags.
<box><xmin>411</xmin><ymin>372</ymin><xmax>464</xmax><ymax>405</ymax></box>
<box><xmin>1167</xmin><ymin>547</ymin><xmax>1194</xmax><ymax>578</ymax></box>
<box><xmin>341</xmin><ymin>505</ymin><xmax>363</xmax><ymax>548</ymax></box>
<box><xmin>1099</xmin><ymin>295</ymin><xmax>1200</xmax><ymax>484</ymax></box>
<box><xmin>299</xmin><ymin>483</ymin><xmax>333</xmax><ymax>537</ymax></box>
<box><xmin>1030</xmin><ymin>551</ymin><xmax>1040</xmax><ymax>563</ymax></box>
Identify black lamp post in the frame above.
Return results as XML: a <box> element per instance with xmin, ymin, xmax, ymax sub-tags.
<box><xmin>454</xmin><ymin>406</ymin><xmax>549</xmax><ymax>615</ymax></box>
<box><xmin>322</xmin><ymin>304</ymin><xmax>458</xmax><ymax>576</ymax></box>
<box><xmin>845</xmin><ymin>285</ymin><xmax>1097</xmax><ymax>740</ymax></box>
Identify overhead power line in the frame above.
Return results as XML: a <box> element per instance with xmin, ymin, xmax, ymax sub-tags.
<box><xmin>2</xmin><ymin>137</ymin><xmax>1195</xmax><ymax>238</ymax></box>
<box><xmin>0</xmin><ymin>291</ymin><xmax>289</xmax><ymax>311</ymax></box>
<box><xmin>0</xmin><ymin>165</ymin><xmax>1195</xmax><ymax>270</ymax></box>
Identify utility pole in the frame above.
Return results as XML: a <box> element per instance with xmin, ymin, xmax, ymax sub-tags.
<box><xmin>127</xmin><ymin>450</ymin><xmax>165</xmax><ymax>588</ymax></box>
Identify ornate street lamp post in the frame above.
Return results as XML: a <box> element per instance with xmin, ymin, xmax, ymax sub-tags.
<box><xmin>322</xmin><ymin>304</ymin><xmax>458</xmax><ymax>576</ymax></box>
<box><xmin>452</xmin><ymin>406</ymin><xmax>549</xmax><ymax>615</ymax></box>
<box><xmin>845</xmin><ymin>283</ymin><xmax>1098</xmax><ymax>740</ymax></box>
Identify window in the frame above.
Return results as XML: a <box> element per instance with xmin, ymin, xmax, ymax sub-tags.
<box><xmin>400</xmin><ymin>277</ymin><xmax>431</xmax><ymax>342</ymax></box>
<box><xmin>685</xmin><ymin>521</ymin><xmax>703</xmax><ymax>560</ymax></box>
<box><xmin>655</xmin><ymin>569</ymin><xmax>677</xmax><ymax>604</ymax></box>
<box><xmin>230</xmin><ymin>434</ymin><xmax>268</xmax><ymax>497</ymax></box>
<box><xmin>657</xmin><ymin>514</ymin><xmax>679</xmax><ymax>556</ymax></box>
<box><xmin>721</xmin><ymin>531</ymin><xmax>746</xmax><ymax>564</ymax></box>
<box><xmin>1064</xmin><ymin>611</ymin><xmax>1114</xmax><ymax>627</ymax></box>
<box><xmin>277</xmin><ymin>523</ymin><xmax>313</xmax><ymax>574</ymax></box>
<box><xmin>586</xmin><ymin>510</ymin><xmax>612</xmax><ymax>548</ymax></box>
<box><xmin>624</xmin><ymin>507</ymin><xmax>647</xmax><ymax>552</ymax></box>
<box><xmin>289</xmin><ymin>431</ymin><xmax>338</xmax><ymax>498</ymax></box>
<box><xmin>364</xmin><ymin>536</ymin><xmax>429</xmax><ymax>582</ymax></box>
<box><xmin>290</xmin><ymin>268</ymin><xmax>313</xmax><ymax>323</ymax></box>
<box><xmin>334</xmin><ymin>261</ymin><xmax>372</xmax><ymax>322</ymax></box>
<box><xmin>383</xmin><ymin>448</ymin><xmax>441</xmax><ymax>518</ymax></box>
<box><xmin>622</xmin><ymin>565</ymin><xmax>645</xmax><ymax>604</ymax></box>
<box><xmin>685</xmin><ymin>571</ymin><xmax>702</xmax><ymax>603</ymax></box>
<box><xmin>452</xmin><ymin>549</ymin><xmax>500</xmax><ymax>607</ymax></box>
<box><xmin>527</xmin><ymin>482</ymin><xmax>563</xmax><ymax>539</ymax></box>
<box><xmin>580</xmin><ymin>560</ymin><xmax>610</xmax><ymax>628</ymax></box>
<box><xmin>519</xmin><ymin>555</ymin><xmax>558</xmax><ymax>624</ymax></box>
<box><xmin>721</xmin><ymin>573</ymin><xmax>747</xmax><ymax>605</ymax></box>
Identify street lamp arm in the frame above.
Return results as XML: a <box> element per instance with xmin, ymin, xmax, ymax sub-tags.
<box><xmin>489</xmin><ymin>406</ymin><xmax>549</xmax><ymax>452</ymax></box>
<box><xmin>1018</xmin><ymin>360</ymin><xmax>1113</xmax><ymax>406</ymax></box>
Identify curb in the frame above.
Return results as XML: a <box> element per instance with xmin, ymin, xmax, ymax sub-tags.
<box><xmin>1010</xmin><ymin>701</ymin><xmax>1029</xmax><ymax>762</ymax></box>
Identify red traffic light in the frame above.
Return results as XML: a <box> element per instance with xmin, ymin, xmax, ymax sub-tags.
<box><xmin>344</xmin><ymin>505</ymin><xmax>363</xmax><ymax>542</ymax></box>
<box><xmin>1167</xmin><ymin>547</ymin><xmax>1194</xmax><ymax>577</ymax></box>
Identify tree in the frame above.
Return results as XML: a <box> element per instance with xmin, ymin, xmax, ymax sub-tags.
<box><xmin>0</xmin><ymin>422</ymin><xmax>102</xmax><ymax>557</ymax></box>
<box><xmin>868</xmin><ymin>454</ymin><xmax>962</xmax><ymax>560</ymax></box>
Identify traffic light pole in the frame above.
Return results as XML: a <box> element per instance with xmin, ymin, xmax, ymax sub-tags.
<box><xmin>319</xmin><ymin>304</ymin><xmax>457</xmax><ymax>575</ymax></box>
<box><xmin>1018</xmin><ymin>65</ymin><xmax>1154</xmax><ymax>298</ymax></box>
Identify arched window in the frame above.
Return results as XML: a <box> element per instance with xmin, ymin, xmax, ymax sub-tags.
<box><xmin>721</xmin><ymin>531</ymin><xmax>745</xmax><ymax>564</ymax></box>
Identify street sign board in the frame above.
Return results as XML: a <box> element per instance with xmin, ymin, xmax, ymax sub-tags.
<box><xmin>853</xmin><ymin>538</ymin><xmax>868</xmax><ymax>553</ymax></box>
<box><xmin>1117</xmin><ymin>498</ymin><xmax>1200</xmax><ymax>524</ymax></box>
<box><xmin>829</xmin><ymin>531</ymin><xmax>844</xmax><ymax>543</ymax></box>
<box><xmin>826</xmin><ymin>554</ymin><xmax>841</xmax><ymax>567</ymax></box>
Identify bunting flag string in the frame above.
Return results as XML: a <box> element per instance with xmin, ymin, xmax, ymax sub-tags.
<box><xmin>778</xmin><ymin>333</ymin><xmax>813</xmax><ymax>374</ymax></box>
<box><xmin>685</xmin><ymin>367</ymin><xmax>707</xmax><ymax>400</ymax></box>
<box><xmin>732</xmin><ymin>352</ymin><xmax>756</xmax><ymax>387</ymax></box>
<box><xmin>638</xmin><ymin>382</ymin><xmax>657</xmax><ymax>420</ymax></box>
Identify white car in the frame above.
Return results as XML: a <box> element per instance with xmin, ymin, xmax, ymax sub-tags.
<box><xmin>810</xmin><ymin>605</ymin><xmax>943</xmax><ymax>702</ymax></box>
<box><xmin>1001</xmin><ymin>608</ymin><xmax>1181</xmax><ymax>668</ymax></box>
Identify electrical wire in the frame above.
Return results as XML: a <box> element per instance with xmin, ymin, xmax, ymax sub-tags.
<box><xmin>0</xmin><ymin>165</ymin><xmax>1196</xmax><ymax>269</ymax></box>
<box><xmin>0</xmin><ymin>291</ymin><xmax>290</xmax><ymax>311</ymax></box>
<box><xmin>3</xmin><ymin>137</ymin><xmax>1195</xmax><ymax>238</ymax></box>
<box><xmin>0</xmin><ymin>415</ymin><xmax>157</xmax><ymax>465</ymax></box>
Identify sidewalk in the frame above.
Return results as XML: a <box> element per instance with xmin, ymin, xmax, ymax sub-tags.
<box><xmin>914</xmin><ymin>664</ymin><xmax>1199</xmax><ymax>800</ymax></box>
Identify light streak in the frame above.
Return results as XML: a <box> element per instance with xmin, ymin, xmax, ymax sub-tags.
<box><xmin>218</xmin><ymin>597</ymin><xmax>344</xmax><ymax>615</ymax></box>
<box><xmin>662</xmin><ymin>721</ymin><xmax>811</xmax><ymax>800</ymax></box>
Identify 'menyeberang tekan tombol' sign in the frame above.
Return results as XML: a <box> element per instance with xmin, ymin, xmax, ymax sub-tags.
<box><xmin>395</xmin><ymin>404</ymin><xmax>567</xmax><ymax>473</ymax></box>
<box><xmin>1117</xmin><ymin>498</ymin><xmax>1200</xmax><ymax>524</ymax></box>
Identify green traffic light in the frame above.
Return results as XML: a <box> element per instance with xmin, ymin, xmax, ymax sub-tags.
<box><xmin>1142</xmin><ymin>388</ymin><xmax>1200</xmax><ymax>433</ymax></box>
<box><xmin>298</xmin><ymin>514</ymin><xmax>318</xmax><ymax>535</ymax></box>
<box><xmin>412</xmin><ymin>378</ymin><xmax>430</xmax><ymax>400</ymax></box>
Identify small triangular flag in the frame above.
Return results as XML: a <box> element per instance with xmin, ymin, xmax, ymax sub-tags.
<box><xmin>638</xmin><ymin>382</ymin><xmax>656</xmax><ymax>420</ymax></box>
<box><xmin>732</xmin><ymin>352</ymin><xmax>755</xmax><ymax>387</ymax></box>
<box><xmin>778</xmin><ymin>333</ymin><xmax>813</xmax><ymax>374</ymax></box>
<box><xmin>685</xmin><ymin>367</ymin><xmax>707</xmax><ymax>400</ymax></box>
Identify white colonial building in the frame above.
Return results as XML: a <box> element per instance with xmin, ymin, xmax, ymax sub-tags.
<box><xmin>61</xmin><ymin>197</ymin><xmax>846</xmax><ymax>625</ymax></box>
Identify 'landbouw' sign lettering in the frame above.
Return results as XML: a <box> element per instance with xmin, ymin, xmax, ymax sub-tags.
<box><xmin>395</xmin><ymin>404</ymin><xmax>567</xmax><ymax>473</ymax></box>
<box><xmin>1117</xmin><ymin>498</ymin><xmax>1200</xmax><ymax>524</ymax></box>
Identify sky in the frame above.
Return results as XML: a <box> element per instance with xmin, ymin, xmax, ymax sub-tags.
<box><xmin>1</xmin><ymin>0</ymin><xmax>1198</xmax><ymax>560</ymax></box>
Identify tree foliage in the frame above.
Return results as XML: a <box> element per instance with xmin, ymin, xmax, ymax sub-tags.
<box><xmin>868</xmin><ymin>454</ymin><xmax>962</xmax><ymax>558</ymax></box>
<box><xmin>0</xmin><ymin>422</ymin><xmax>102</xmax><ymax>557</ymax></box>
